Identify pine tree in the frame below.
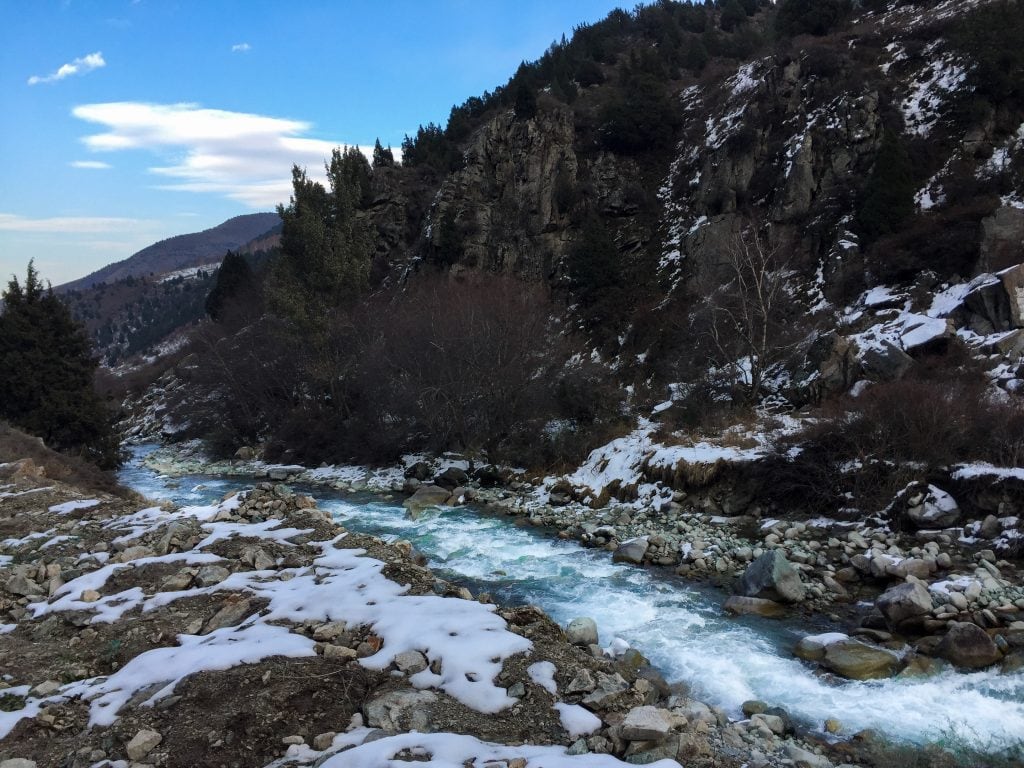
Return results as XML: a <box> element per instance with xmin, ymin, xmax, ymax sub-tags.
<box><xmin>205</xmin><ymin>251</ymin><xmax>256</xmax><ymax>323</ymax></box>
<box><xmin>372</xmin><ymin>138</ymin><xmax>395</xmax><ymax>168</ymax></box>
<box><xmin>857</xmin><ymin>130</ymin><xmax>916</xmax><ymax>245</ymax></box>
<box><xmin>0</xmin><ymin>261</ymin><xmax>121</xmax><ymax>468</ymax></box>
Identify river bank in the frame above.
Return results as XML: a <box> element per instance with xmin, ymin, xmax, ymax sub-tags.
<box><xmin>1</xmin><ymin>445</ymin><xmax>883</xmax><ymax>768</ymax></box>
<box><xmin>128</xmin><ymin>442</ymin><xmax>1024</xmax><ymax>756</ymax></box>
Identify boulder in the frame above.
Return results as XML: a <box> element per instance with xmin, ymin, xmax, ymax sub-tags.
<box><xmin>724</xmin><ymin>596</ymin><xmax>786</xmax><ymax>618</ymax></box>
<box><xmin>902</xmin><ymin>484</ymin><xmax>960</xmax><ymax>529</ymax></box>
<box><xmin>125</xmin><ymin>729</ymin><xmax>162</xmax><ymax>761</ymax></box>
<box><xmin>876</xmin><ymin>581</ymin><xmax>933</xmax><ymax>630</ymax></box>
<box><xmin>434</xmin><ymin>466</ymin><xmax>469</xmax><ymax>490</ymax></box>
<box><xmin>364</xmin><ymin>689</ymin><xmax>437</xmax><ymax>732</ymax></box>
<box><xmin>404</xmin><ymin>461</ymin><xmax>431</xmax><ymax>481</ymax></box>
<box><xmin>860</xmin><ymin>341</ymin><xmax>913</xmax><ymax>381</ymax></box>
<box><xmin>612</xmin><ymin>537</ymin><xmax>649</xmax><ymax>565</ymax></box>
<box><xmin>5</xmin><ymin>574</ymin><xmax>44</xmax><ymax>597</ymax></box>
<box><xmin>565</xmin><ymin>617</ymin><xmax>599</xmax><ymax>647</ymax></box>
<box><xmin>621</xmin><ymin>706</ymin><xmax>671</xmax><ymax>742</ymax></box>
<box><xmin>821</xmin><ymin>639</ymin><xmax>901</xmax><ymax>680</ymax></box>
<box><xmin>195</xmin><ymin>565</ymin><xmax>230</xmax><ymax>587</ymax></box>
<box><xmin>793</xmin><ymin>633</ymin><xmax>849</xmax><ymax>662</ymax></box>
<box><xmin>738</xmin><ymin>550</ymin><xmax>805</xmax><ymax>603</ymax></box>
<box><xmin>402</xmin><ymin>485</ymin><xmax>451</xmax><ymax>518</ymax></box>
<box><xmin>936</xmin><ymin>622</ymin><xmax>1002</xmax><ymax>669</ymax></box>
<box><xmin>234</xmin><ymin>446</ymin><xmax>255</xmax><ymax>460</ymax></box>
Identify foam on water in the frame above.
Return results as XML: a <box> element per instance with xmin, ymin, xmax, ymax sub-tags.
<box><xmin>120</xmin><ymin>450</ymin><xmax>1024</xmax><ymax>751</ymax></box>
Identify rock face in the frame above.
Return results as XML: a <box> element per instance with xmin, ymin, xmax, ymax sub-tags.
<box><xmin>402</xmin><ymin>485</ymin><xmax>451</xmax><ymax>518</ymax></box>
<box><xmin>821</xmin><ymin>639</ymin><xmax>900</xmax><ymax>680</ymax></box>
<box><xmin>876</xmin><ymin>581</ymin><xmax>933</xmax><ymax>630</ymax></box>
<box><xmin>738</xmin><ymin>550</ymin><xmax>805</xmax><ymax>603</ymax></box>
<box><xmin>937</xmin><ymin>622</ymin><xmax>1002</xmax><ymax>669</ymax></box>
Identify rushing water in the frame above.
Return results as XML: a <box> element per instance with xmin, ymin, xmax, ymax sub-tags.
<box><xmin>119</xmin><ymin>446</ymin><xmax>1024</xmax><ymax>751</ymax></box>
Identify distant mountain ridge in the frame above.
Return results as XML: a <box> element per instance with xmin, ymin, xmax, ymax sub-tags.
<box><xmin>58</xmin><ymin>212</ymin><xmax>280</xmax><ymax>292</ymax></box>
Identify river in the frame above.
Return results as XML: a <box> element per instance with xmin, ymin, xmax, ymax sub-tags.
<box><xmin>119</xmin><ymin>445</ymin><xmax>1024</xmax><ymax>752</ymax></box>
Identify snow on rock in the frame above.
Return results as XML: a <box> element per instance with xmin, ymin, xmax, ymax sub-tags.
<box><xmin>901</xmin><ymin>51</ymin><xmax>967</xmax><ymax>137</ymax></box>
<box><xmin>554</xmin><ymin>702</ymin><xmax>603</xmax><ymax>739</ymax></box>
<box><xmin>952</xmin><ymin>463</ymin><xmax>1024</xmax><ymax>482</ymax></box>
<box><xmin>48</xmin><ymin>499</ymin><xmax>101</xmax><ymax>514</ymax></box>
<box><xmin>316</xmin><ymin>731</ymin><xmax>678</xmax><ymax>768</ymax></box>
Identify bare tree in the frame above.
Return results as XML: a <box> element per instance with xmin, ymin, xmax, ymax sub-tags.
<box><xmin>690</xmin><ymin>227</ymin><xmax>804</xmax><ymax>404</ymax></box>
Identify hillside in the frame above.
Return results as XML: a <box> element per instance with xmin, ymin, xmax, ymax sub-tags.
<box><xmin>57</xmin><ymin>213</ymin><xmax>280</xmax><ymax>293</ymax></box>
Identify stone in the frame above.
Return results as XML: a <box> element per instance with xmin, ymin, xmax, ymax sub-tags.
<box><xmin>80</xmin><ymin>589</ymin><xmax>101</xmax><ymax>603</ymax></box>
<box><xmin>902</xmin><ymin>484</ymin><xmax>961</xmax><ymax>529</ymax></box>
<box><xmin>364</xmin><ymin>689</ymin><xmax>437</xmax><ymax>732</ymax></box>
<box><xmin>434</xmin><ymin>466</ymin><xmax>469</xmax><ymax>489</ymax></box>
<box><xmin>784</xmin><ymin>743</ymin><xmax>832</xmax><ymax>768</ymax></box>
<box><xmin>0</xmin><ymin>760</ymin><xmax>38</xmax><ymax>768</ymax></box>
<box><xmin>724</xmin><ymin>596</ymin><xmax>786</xmax><ymax>618</ymax></box>
<box><xmin>612</xmin><ymin>537</ymin><xmax>649</xmax><ymax>565</ymax></box>
<box><xmin>620</xmin><ymin>706</ymin><xmax>671</xmax><ymax>742</ymax></box>
<box><xmin>566</xmin><ymin>617</ymin><xmax>598</xmax><ymax>647</ymax></box>
<box><xmin>125</xmin><ymin>729</ymin><xmax>162</xmax><ymax>761</ymax></box>
<box><xmin>394</xmin><ymin>650</ymin><xmax>428</xmax><ymax>674</ymax></box>
<box><xmin>30</xmin><ymin>680</ymin><xmax>61</xmax><ymax>697</ymax></box>
<box><xmin>581</xmin><ymin>672</ymin><xmax>629</xmax><ymax>708</ymax></box>
<box><xmin>751</xmin><ymin>713</ymin><xmax>785</xmax><ymax>735</ymax></box>
<box><xmin>323</xmin><ymin>644</ymin><xmax>358</xmax><ymax>661</ymax></box>
<box><xmin>234</xmin><ymin>446</ymin><xmax>255</xmax><ymax>460</ymax></box>
<box><xmin>116</xmin><ymin>545</ymin><xmax>155</xmax><ymax>563</ymax></box>
<box><xmin>937</xmin><ymin>622</ymin><xmax>1002</xmax><ymax>669</ymax></box>
<box><xmin>821</xmin><ymin>640</ymin><xmax>901</xmax><ymax>680</ymax></box>
<box><xmin>161</xmin><ymin>570</ymin><xmax>194</xmax><ymax>591</ymax></box>
<box><xmin>876</xmin><ymin>581</ymin><xmax>933</xmax><ymax>630</ymax></box>
<box><xmin>566</xmin><ymin>668</ymin><xmax>596</xmax><ymax>694</ymax></box>
<box><xmin>195</xmin><ymin>565</ymin><xmax>230</xmax><ymax>587</ymax></box>
<box><xmin>281</xmin><ymin>735</ymin><xmax>305</xmax><ymax>745</ymax></box>
<box><xmin>202</xmin><ymin>597</ymin><xmax>252</xmax><ymax>634</ymax></box>
<box><xmin>402</xmin><ymin>485</ymin><xmax>451</xmax><ymax>518</ymax></box>
<box><xmin>313</xmin><ymin>621</ymin><xmax>347</xmax><ymax>641</ymax></box>
<box><xmin>313</xmin><ymin>732</ymin><xmax>337</xmax><ymax>751</ymax></box>
<box><xmin>794</xmin><ymin>633</ymin><xmax>848</xmax><ymax>662</ymax></box>
<box><xmin>5</xmin><ymin>575</ymin><xmax>44</xmax><ymax>597</ymax></box>
<box><xmin>738</xmin><ymin>550</ymin><xmax>806</xmax><ymax>603</ymax></box>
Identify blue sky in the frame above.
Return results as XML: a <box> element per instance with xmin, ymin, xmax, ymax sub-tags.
<box><xmin>0</xmin><ymin>0</ymin><xmax>625</xmax><ymax>284</ymax></box>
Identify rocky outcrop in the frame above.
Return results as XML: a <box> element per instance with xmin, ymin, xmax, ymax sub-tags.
<box><xmin>738</xmin><ymin>550</ymin><xmax>806</xmax><ymax>603</ymax></box>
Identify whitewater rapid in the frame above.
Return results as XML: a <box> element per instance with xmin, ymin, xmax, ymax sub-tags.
<box><xmin>119</xmin><ymin>449</ymin><xmax>1024</xmax><ymax>751</ymax></box>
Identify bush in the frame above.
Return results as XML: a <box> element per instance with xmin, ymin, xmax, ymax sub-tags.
<box><xmin>767</xmin><ymin>377</ymin><xmax>1024</xmax><ymax>514</ymax></box>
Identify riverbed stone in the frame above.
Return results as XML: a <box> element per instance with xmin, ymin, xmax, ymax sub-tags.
<box><xmin>794</xmin><ymin>633</ymin><xmax>848</xmax><ymax>662</ymax></box>
<box><xmin>566</xmin><ymin>617</ymin><xmax>599</xmax><ymax>647</ymax></box>
<box><xmin>936</xmin><ymin>622</ymin><xmax>1002</xmax><ymax>669</ymax></box>
<box><xmin>724</xmin><ymin>596</ymin><xmax>786</xmax><ymax>618</ymax></box>
<box><xmin>738</xmin><ymin>550</ymin><xmax>805</xmax><ymax>603</ymax></box>
<box><xmin>612</xmin><ymin>537</ymin><xmax>649</xmax><ymax>565</ymax></box>
<box><xmin>876</xmin><ymin>581</ymin><xmax>933</xmax><ymax>630</ymax></box>
<box><xmin>402</xmin><ymin>485</ymin><xmax>451</xmax><ymax>518</ymax></box>
<box><xmin>621</xmin><ymin>706</ymin><xmax>671</xmax><ymax>742</ymax></box>
<box><xmin>821</xmin><ymin>640</ymin><xmax>901</xmax><ymax>680</ymax></box>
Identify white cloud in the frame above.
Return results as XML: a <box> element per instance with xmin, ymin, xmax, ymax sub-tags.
<box><xmin>231</xmin><ymin>42</ymin><xmax>251</xmax><ymax>53</ymax></box>
<box><xmin>28</xmin><ymin>52</ymin><xmax>106</xmax><ymax>85</ymax></box>
<box><xmin>70</xmin><ymin>160</ymin><xmax>112</xmax><ymax>169</ymax></box>
<box><xmin>72</xmin><ymin>101</ymin><xmax>373</xmax><ymax>208</ymax></box>
<box><xmin>0</xmin><ymin>213</ymin><xmax>154</xmax><ymax>233</ymax></box>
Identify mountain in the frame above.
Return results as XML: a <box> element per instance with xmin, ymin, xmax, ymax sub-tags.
<box><xmin>135</xmin><ymin>0</ymin><xmax>1024</xmax><ymax>471</ymax></box>
<box><xmin>57</xmin><ymin>212</ymin><xmax>280</xmax><ymax>292</ymax></box>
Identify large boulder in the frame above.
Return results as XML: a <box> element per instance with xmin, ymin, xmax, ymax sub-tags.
<box><xmin>402</xmin><ymin>485</ymin><xmax>451</xmax><ymax>518</ymax></box>
<box><xmin>434</xmin><ymin>466</ymin><xmax>469</xmax><ymax>490</ymax></box>
<box><xmin>793</xmin><ymin>633</ymin><xmax>849</xmax><ymax>662</ymax></box>
<box><xmin>821</xmin><ymin>639</ymin><xmax>901</xmax><ymax>680</ymax></box>
<box><xmin>897</xmin><ymin>483</ymin><xmax>958</xmax><ymax>532</ymax></box>
<box><xmin>612</xmin><ymin>537</ymin><xmax>649</xmax><ymax>565</ymax></box>
<box><xmin>738</xmin><ymin>550</ymin><xmax>805</xmax><ymax>603</ymax></box>
<box><xmin>876</xmin><ymin>581</ymin><xmax>933</xmax><ymax>630</ymax></box>
<box><xmin>565</xmin><ymin>617</ymin><xmax>599</xmax><ymax>647</ymax></box>
<box><xmin>936</xmin><ymin>622</ymin><xmax>1002</xmax><ymax>669</ymax></box>
<box><xmin>724</xmin><ymin>596</ymin><xmax>786</xmax><ymax>618</ymax></box>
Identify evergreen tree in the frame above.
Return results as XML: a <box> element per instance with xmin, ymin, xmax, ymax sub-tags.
<box><xmin>269</xmin><ymin>148</ymin><xmax>373</xmax><ymax>329</ymax></box>
<box><xmin>857</xmin><ymin>130</ymin><xmax>916</xmax><ymax>245</ymax></box>
<box><xmin>432</xmin><ymin>207</ymin><xmax>465</xmax><ymax>267</ymax></box>
<box><xmin>372</xmin><ymin>138</ymin><xmax>395</xmax><ymax>168</ymax></box>
<box><xmin>205</xmin><ymin>251</ymin><xmax>256</xmax><ymax>322</ymax></box>
<box><xmin>0</xmin><ymin>261</ymin><xmax>120</xmax><ymax>468</ymax></box>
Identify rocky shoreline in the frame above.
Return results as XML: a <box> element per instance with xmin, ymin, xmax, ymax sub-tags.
<box><xmin>0</xmin><ymin>448</ymin><xmax>896</xmax><ymax>768</ymax></box>
<box><xmin>143</xmin><ymin>441</ymin><xmax>1024</xmax><ymax>687</ymax></box>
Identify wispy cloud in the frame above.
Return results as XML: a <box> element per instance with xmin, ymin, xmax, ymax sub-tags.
<box><xmin>0</xmin><ymin>213</ymin><xmax>153</xmax><ymax>233</ymax></box>
<box><xmin>28</xmin><ymin>51</ymin><xmax>106</xmax><ymax>85</ymax></box>
<box><xmin>231</xmin><ymin>42</ymin><xmax>251</xmax><ymax>53</ymax></box>
<box><xmin>72</xmin><ymin>101</ymin><xmax>372</xmax><ymax>207</ymax></box>
<box><xmin>70</xmin><ymin>160</ymin><xmax>112</xmax><ymax>170</ymax></box>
